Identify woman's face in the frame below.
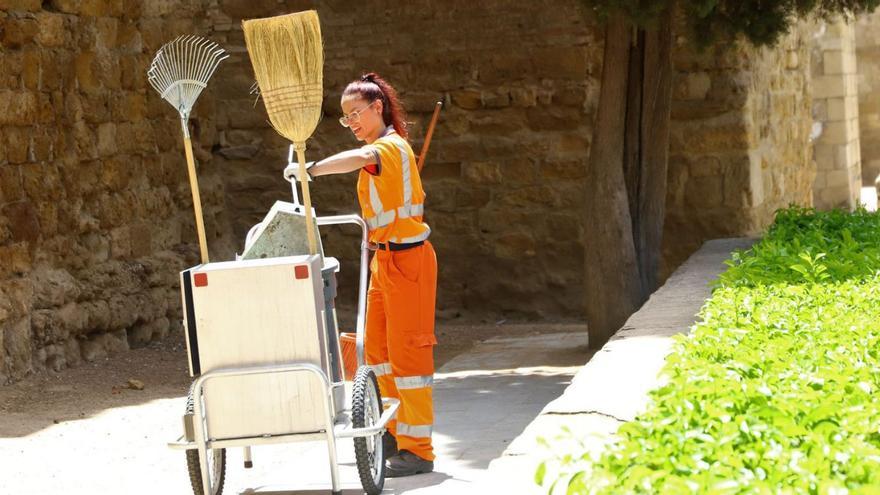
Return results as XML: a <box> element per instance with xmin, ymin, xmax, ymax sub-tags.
<box><xmin>341</xmin><ymin>95</ymin><xmax>384</xmax><ymax>143</ymax></box>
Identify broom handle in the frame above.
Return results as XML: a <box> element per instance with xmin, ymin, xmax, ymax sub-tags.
<box><xmin>182</xmin><ymin>132</ymin><xmax>210</xmax><ymax>264</ymax></box>
<box><xmin>417</xmin><ymin>101</ymin><xmax>443</xmax><ymax>172</ymax></box>
<box><xmin>295</xmin><ymin>144</ymin><xmax>318</xmax><ymax>256</ymax></box>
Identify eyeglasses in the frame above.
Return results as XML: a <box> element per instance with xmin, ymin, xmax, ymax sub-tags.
<box><xmin>339</xmin><ymin>101</ymin><xmax>376</xmax><ymax>128</ymax></box>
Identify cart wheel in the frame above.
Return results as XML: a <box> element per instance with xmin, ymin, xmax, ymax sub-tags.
<box><xmin>352</xmin><ymin>366</ymin><xmax>385</xmax><ymax>495</ymax></box>
<box><xmin>185</xmin><ymin>387</ymin><xmax>227</xmax><ymax>495</ymax></box>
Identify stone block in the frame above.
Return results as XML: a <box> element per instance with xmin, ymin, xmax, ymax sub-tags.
<box><xmin>525</xmin><ymin>106</ymin><xmax>583</xmax><ymax>132</ymax></box>
<box><xmin>3</xmin><ymin>317</ymin><xmax>33</xmax><ymax>380</ymax></box>
<box><xmin>452</xmin><ymin>89</ymin><xmax>482</xmax><ymax>110</ymax></box>
<box><xmin>36</xmin><ymin>12</ymin><xmax>67</xmax><ymax>47</ymax></box>
<box><xmin>455</xmin><ymin>185</ymin><xmax>491</xmax><ymax>209</ymax></box>
<box><xmin>785</xmin><ymin>50</ymin><xmax>799</xmax><ymax>70</ymax></box>
<box><xmin>554</xmin><ymin>87</ymin><xmax>588</xmax><ymax>107</ymax></box>
<box><xmin>494</xmin><ymin>231</ymin><xmax>536</xmax><ymax>259</ymax></box>
<box><xmin>685</xmin><ymin>174</ymin><xmax>723</xmax><ymax>208</ymax></box>
<box><xmin>834</xmin><ymin>143</ymin><xmax>858</xmax><ymax>170</ymax></box>
<box><xmin>0</xmin><ymin>165</ymin><xmax>22</xmax><ymax>203</ymax></box>
<box><xmin>80</xmin><ymin>330</ymin><xmax>129</xmax><ymax>362</ymax></box>
<box><xmin>814</xmin><ymin>75</ymin><xmax>847</xmax><ymax>99</ymax></box>
<box><xmin>483</xmin><ymin>89</ymin><xmax>510</xmax><ymax>109</ymax></box>
<box><xmin>510</xmin><ymin>87</ymin><xmax>537</xmax><ymax>107</ymax></box>
<box><xmin>100</xmin><ymin>156</ymin><xmax>132</xmax><ymax>191</ymax></box>
<box><xmin>219</xmin><ymin>0</ymin><xmax>279</xmax><ymax>18</ymax></box>
<box><xmin>821</xmin><ymin>121</ymin><xmax>849</xmax><ymax>144</ymax></box>
<box><xmin>2</xmin><ymin>201</ymin><xmax>40</xmax><ymax>244</ymax></box>
<box><xmin>0</xmin><ymin>0</ymin><xmax>41</xmax><ymax>10</ymax></box>
<box><xmin>421</xmin><ymin>162</ymin><xmax>462</xmax><ymax>181</ymax></box>
<box><xmin>462</xmin><ymin>162</ymin><xmax>500</xmax><ymax>183</ymax></box>
<box><xmin>826</xmin><ymin>169</ymin><xmax>850</xmax><ymax>188</ymax></box>
<box><xmin>0</xmin><ymin>91</ymin><xmax>38</xmax><ymax>126</ymax></box>
<box><xmin>501</xmin><ymin>159</ymin><xmax>537</xmax><ymax>185</ymax></box>
<box><xmin>674</xmin><ymin>71</ymin><xmax>711</xmax><ymax>100</ymax></box>
<box><xmin>21</xmin><ymin>49</ymin><xmax>40</xmax><ymax>90</ymax></box>
<box><xmin>827</xmin><ymin>97</ymin><xmax>847</xmax><ymax>121</ymax></box>
<box><xmin>823</xmin><ymin>50</ymin><xmax>845</xmax><ymax>75</ymax></box>
<box><xmin>0</xmin><ymin>242</ymin><xmax>31</xmax><ymax>277</ymax></box>
<box><xmin>130</xmin><ymin>222</ymin><xmax>153</xmax><ymax>258</ymax></box>
<box><xmin>127</xmin><ymin>317</ymin><xmax>169</xmax><ymax>348</ymax></box>
<box><xmin>540</xmin><ymin>160</ymin><xmax>586</xmax><ymax>180</ymax></box>
<box><xmin>531</xmin><ymin>46</ymin><xmax>589</xmax><ymax>79</ymax></box>
<box><xmin>95</xmin><ymin>17</ymin><xmax>118</xmax><ymax>50</ymax></box>
<box><xmin>1</xmin><ymin>15</ymin><xmax>38</xmax><ymax>48</ymax></box>
<box><xmin>96</xmin><ymin>122</ymin><xmax>117</xmax><ymax>157</ymax></box>
<box><xmin>686</xmin><ymin>155</ymin><xmax>722</xmax><ymax>177</ymax></box>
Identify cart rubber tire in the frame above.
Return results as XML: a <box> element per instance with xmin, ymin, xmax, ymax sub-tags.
<box><xmin>352</xmin><ymin>366</ymin><xmax>385</xmax><ymax>495</ymax></box>
<box><xmin>185</xmin><ymin>386</ymin><xmax>227</xmax><ymax>495</ymax></box>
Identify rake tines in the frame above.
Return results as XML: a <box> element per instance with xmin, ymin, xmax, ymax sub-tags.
<box><xmin>147</xmin><ymin>35</ymin><xmax>229</xmax><ymax>120</ymax></box>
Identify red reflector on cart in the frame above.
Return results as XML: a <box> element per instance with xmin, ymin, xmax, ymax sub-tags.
<box><xmin>294</xmin><ymin>265</ymin><xmax>309</xmax><ymax>280</ymax></box>
<box><xmin>193</xmin><ymin>273</ymin><xmax>208</xmax><ymax>287</ymax></box>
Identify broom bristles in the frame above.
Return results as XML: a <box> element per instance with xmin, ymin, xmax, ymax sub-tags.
<box><xmin>243</xmin><ymin>10</ymin><xmax>324</xmax><ymax>144</ymax></box>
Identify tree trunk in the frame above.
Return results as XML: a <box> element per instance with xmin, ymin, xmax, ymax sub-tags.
<box><xmin>633</xmin><ymin>7</ymin><xmax>674</xmax><ymax>296</ymax></box>
<box><xmin>584</xmin><ymin>14</ymin><xmax>643</xmax><ymax>349</ymax></box>
<box><xmin>585</xmin><ymin>7</ymin><xmax>674</xmax><ymax>349</ymax></box>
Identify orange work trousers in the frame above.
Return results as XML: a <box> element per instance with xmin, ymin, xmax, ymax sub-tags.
<box><xmin>365</xmin><ymin>240</ymin><xmax>437</xmax><ymax>461</ymax></box>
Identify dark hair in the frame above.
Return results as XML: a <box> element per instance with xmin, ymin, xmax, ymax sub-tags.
<box><xmin>342</xmin><ymin>72</ymin><xmax>408</xmax><ymax>139</ymax></box>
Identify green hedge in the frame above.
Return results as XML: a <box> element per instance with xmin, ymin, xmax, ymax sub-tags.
<box><xmin>539</xmin><ymin>207</ymin><xmax>880</xmax><ymax>494</ymax></box>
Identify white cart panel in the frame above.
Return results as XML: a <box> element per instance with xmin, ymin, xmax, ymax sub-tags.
<box><xmin>181</xmin><ymin>254</ymin><xmax>330</xmax><ymax>440</ymax></box>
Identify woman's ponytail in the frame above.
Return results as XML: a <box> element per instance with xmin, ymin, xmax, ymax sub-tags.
<box><xmin>343</xmin><ymin>72</ymin><xmax>409</xmax><ymax>139</ymax></box>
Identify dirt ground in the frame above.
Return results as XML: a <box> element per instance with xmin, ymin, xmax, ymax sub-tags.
<box><xmin>0</xmin><ymin>321</ymin><xmax>585</xmax><ymax>438</ymax></box>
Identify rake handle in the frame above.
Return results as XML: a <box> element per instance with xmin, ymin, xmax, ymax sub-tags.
<box><xmin>182</xmin><ymin>134</ymin><xmax>210</xmax><ymax>263</ymax></box>
<box><xmin>295</xmin><ymin>144</ymin><xmax>318</xmax><ymax>256</ymax></box>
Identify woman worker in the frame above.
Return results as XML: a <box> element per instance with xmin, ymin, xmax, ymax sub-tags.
<box><xmin>285</xmin><ymin>73</ymin><xmax>437</xmax><ymax>478</ymax></box>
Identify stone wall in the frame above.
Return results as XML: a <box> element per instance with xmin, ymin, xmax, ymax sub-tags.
<box><xmin>0</xmin><ymin>0</ymin><xmax>824</xmax><ymax>383</ymax></box>
<box><xmin>856</xmin><ymin>11</ymin><xmax>880</xmax><ymax>185</ymax></box>
<box><xmin>812</xmin><ymin>20</ymin><xmax>862</xmax><ymax>210</ymax></box>
<box><xmin>0</xmin><ymin>0</ymin><xmax>233</xmax><ymax>383</ymax></box>
<box><xmin>663</xmin><ymin>27</ymin><xmax>815</xmax><ymax>274</ymax></box>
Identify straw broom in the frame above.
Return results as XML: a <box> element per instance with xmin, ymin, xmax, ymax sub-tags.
<box><xmin>243</xmin><ymin>10</ymin><xmax>323</xmax><ymax>255</ymax></box>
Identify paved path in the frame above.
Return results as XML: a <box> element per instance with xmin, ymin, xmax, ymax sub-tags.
<box><xmin>2</xmin><ymin>328</ymin><xmax>587</xmax><ymax>494</ymax></box>
<box><xmin>475</xmin><ymin>238</ymin><xmax>755</xmax><ymax>494</ymax></box>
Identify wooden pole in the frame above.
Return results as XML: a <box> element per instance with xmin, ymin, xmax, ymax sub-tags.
<box><xmin>295</xmin><ymin>143</ymin><xmax>318</xmax><ymax>255</ymax></box>
<box><xmin>181</xmin><ymin>120</ymin><xmax>210</xmax><ymax>264</ymax></box>
<box><xmin>417</xmin><ymin>101</ymin><xmax>443</xmax><ymax>172</ymax></box>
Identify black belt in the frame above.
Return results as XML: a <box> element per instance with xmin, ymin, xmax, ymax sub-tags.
<box><xmin>374</xmin><ymin>240</ymin><xmax>424</xmax><ymax>251</ymax></box>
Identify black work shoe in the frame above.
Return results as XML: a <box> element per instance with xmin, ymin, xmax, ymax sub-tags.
<box><xmin>383</xmin><ymin>431</ymin><xmax>398</xmax><ymax>457</ymax></box>
<box><xmin>386</xmin><ymin>449</ymin><xmax>434</xmax><ymax>478</ymax></box>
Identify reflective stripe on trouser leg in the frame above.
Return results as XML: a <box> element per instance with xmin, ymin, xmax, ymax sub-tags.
<box><xmin>370</xmin><ymin>363</ymin><xmax>392</xmax><ymax>377</ymax></box>
<box><xmin>395</xmin><ymin>385</ymin><xmax>434</xmax><ymax>460</ymax></box>
<box><xmin>394</xmin><ymin>376</ymin><xmax>434</xmax><ymax>454</ymax></box>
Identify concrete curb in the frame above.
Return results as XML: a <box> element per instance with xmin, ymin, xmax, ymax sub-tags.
<box><xmin>475</xmin><ymin>238</ymin><xmax>755</xmax><ymax>494</ymax></box>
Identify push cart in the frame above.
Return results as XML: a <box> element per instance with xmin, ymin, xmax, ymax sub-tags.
<box><xmin>168</xmin><ymin>146</ymin><xmax>397</xmax><ymax>495</ymax></box>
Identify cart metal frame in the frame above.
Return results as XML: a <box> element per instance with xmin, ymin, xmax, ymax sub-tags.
<box><xmin>168</xmin><ymin>156</ymin><xmax>396</xmax><ymax>495</ymax></box>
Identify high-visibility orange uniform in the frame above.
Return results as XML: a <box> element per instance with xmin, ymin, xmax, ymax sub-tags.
<box><xmin>358</xmin><ymin>128</ymin><xmax>437</xmax><ymax>461</ymax></box>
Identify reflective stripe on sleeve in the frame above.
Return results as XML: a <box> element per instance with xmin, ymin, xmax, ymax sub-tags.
<box><xmin>396</xmin><ymin>422</ymin><xmax>433</xmax><ymax>438</ymax></box>
<box><xmin>394</xmin><ymin>375</ymin><xmax>433</xmax><ymax>390</ymax></box>
<box><xmin>369</xmin><ymin>362</ymin><xmax>392</xmax><ymax>377</ymax></box>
